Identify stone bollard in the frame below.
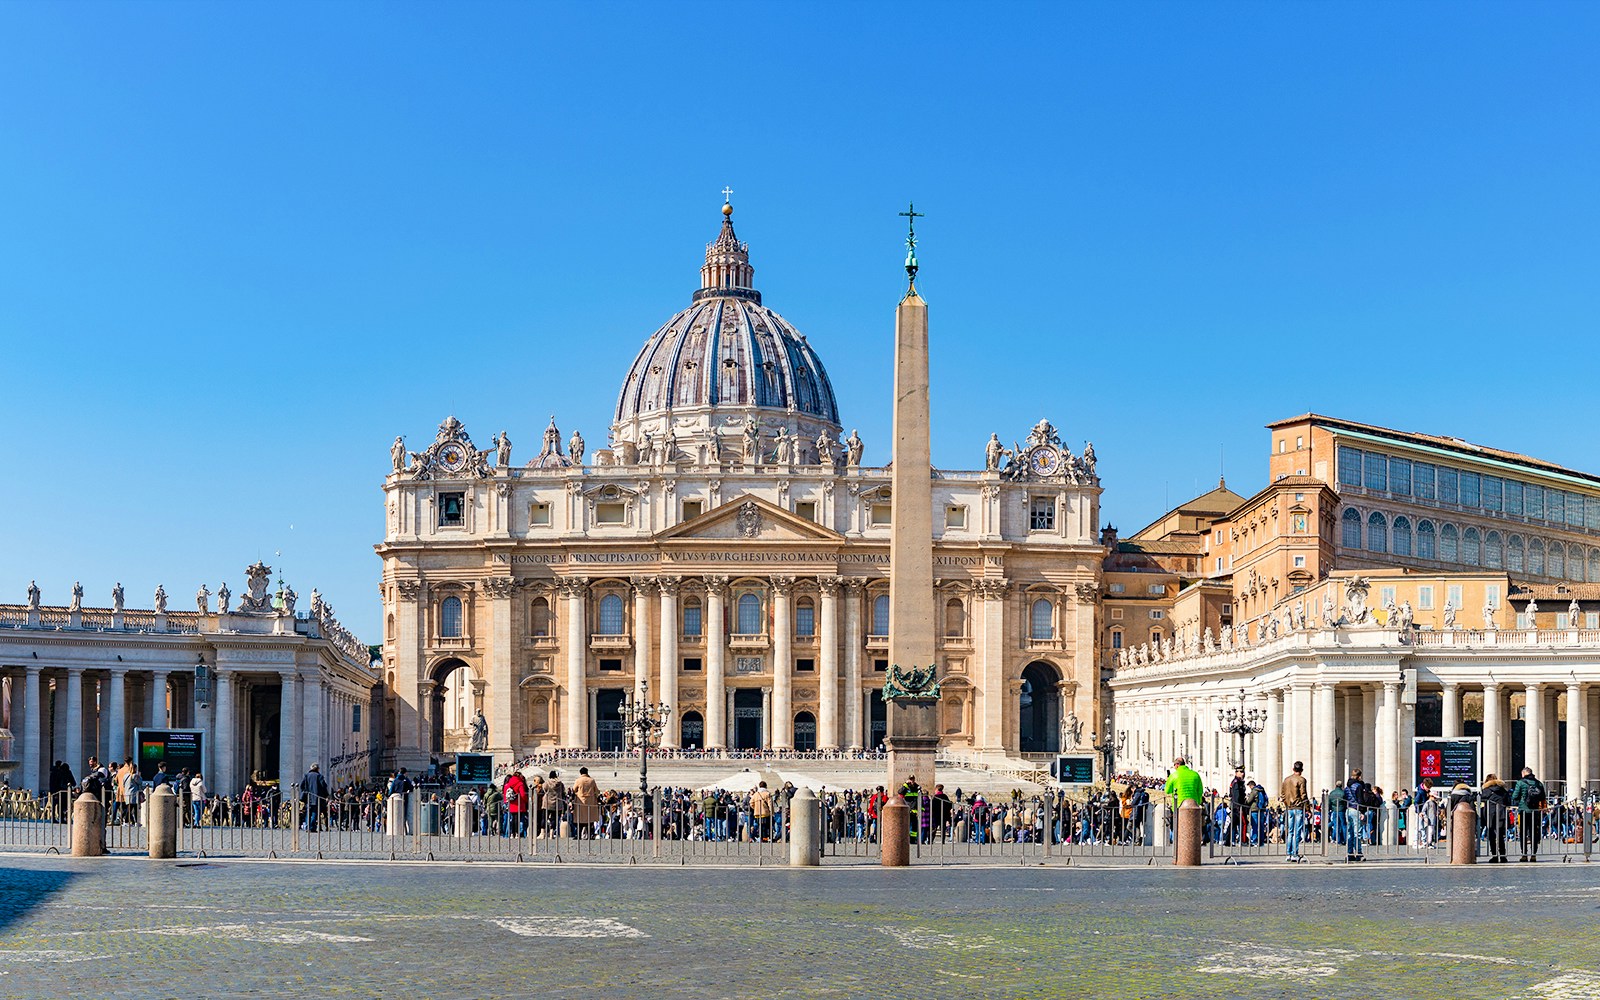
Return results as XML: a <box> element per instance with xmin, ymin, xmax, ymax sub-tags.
<box><xmin>788</xmin><ymin>788</ymin><xmax>821</xmax><ymax>867</ymax></box>
<box><xmin>455</xmin><ymin>796</ymin><xmax>475</xmax><ymax>840</ymax></box>
<box><xmin>880</xmin><ymin>795</ymin><xmax>910</xmax><ymax>867</ymax></box>
<box><xmin>70</xmin><ymin>793</ymin><xmax>105</xmax><ymax>857</ymax></box>
<box><xmin>385</xmin><ymin>795</ymin><xmax>405</xmax><ymax>837</ymax></box>
<box><xmin>1450</xmin><ymin>801</ymin><xmax>1477</xmax><ymax>865</ymax></box>
<box><xmin>1175</xmin><ymin>800</ymin><xmax>1203</xmax><ymax>866</ymax></box>
<box><xmin>1383</xmin><ymin>803</ymin><xmax>1399</xmax><ymax>847</ymax></box>
<box><xmin>148</xmin><ymin>785</ymin><xmax>178</xmax><ymax>859</ymax></box>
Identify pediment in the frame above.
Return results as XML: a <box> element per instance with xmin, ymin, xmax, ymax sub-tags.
<box><xmin>657</xmin><ymin>494</ymin><xmax>843</xmax><ymax>543</ymax></box>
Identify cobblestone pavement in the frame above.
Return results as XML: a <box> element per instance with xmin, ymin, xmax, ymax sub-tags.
<box><xmin>0</xmin><ymin>855</ymin><xmax>1596</xmax><ymax>999</ymax></box>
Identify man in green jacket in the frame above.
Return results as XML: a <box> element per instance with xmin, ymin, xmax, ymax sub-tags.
<box><xmin>1164</xmin><ymin>756</ymin><xmax>1204</xmax><ymax>808</ymax></box>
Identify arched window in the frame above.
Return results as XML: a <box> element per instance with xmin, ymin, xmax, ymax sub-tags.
<box><xmin>1440</xmin><ymin>524</ymin><xmax>1459</xmax><ymax>563</ymax></box>
<box><xmin>1572</xmin><ymin>547</ymin><xmax>1587</xmax><ymax>583</ymax></box>
<box><xmin>1549</xmin><ymin>542</ymin><xmax>1565</xmax><ymax>578</ymax></box>
<box><xmin>1030</xmin><ymin>598</ymin><xmax>1054</xmax><ymax>640</ymax></box>
<box><xmin>598</xmin><ymin>593</ymin><xmax>625</xmax><ymax>635</ymax></box>
<box><xmin>1392</xmin><ymin>516</ymin><xmax>1413</xmax><ymax>557</ymax></box>
<box><xmin>1484</xmin><ymin>531</ymin><xmax>1503</xmax><ymax>570</ymax></box>
<box><xmin>1529</xmin><ymin>538</ymin><xmax>1546</xmax><ymax>576</ymax></box>
<box><xmin>386</xmin><ymin>614</ymin><xmax>395</xmax><ymax>641</ymax></box>
<box><xmin>1341</xmin><ymin>508</ymin><xmax>1362</xmax><ymax>549</ymax></box>
<box><xmin>1367</xmin><ymin>512</ymin><xmax>1388</xmax><ymax>553</ymax></box>
<box><xmin>944</xmin><ymin>597</ymin><xmax>965</xmax><ymax>637</ymax></box>
<box><xmin>736</xmin><ymin>593</ymin><xmax>763</xmax><ymax>635</ymax></box>
<box><xmin>530</xmin><ymin>597</ymin><xmax>552</xmax><ymax>637</ymax></box>
<box><xmin>1462</xmin><ymin>527</ymin><xmax>1481</xmax><ymax>566</ymax></box>
<box><xmin>795</xmin><ymin>597</ymin><xmax>816</xmax><ymax>638</ymax></box>
<box><xmin>440</xmin><ymin>596</ymin><xmax>463</xmax><ymax>638</ymax></box>
<box><xmin>871</xmin><ymin>595</ymin><xmax>889</xmax><ymax>637</ymax></box>
<box><xmin>793</xmin><ymin>711</ymin><xmax>817</xmax><ymax>752</ymax></box>
<box><xmin>682</xmin><ymin>598</ymin><xmax>703</xmax><ymax>637</ymax></box>
<box><xmin>1508</xmin><ymin>535</ymin><xmax>1525</xmax><ymax>573</ymax></box>
<box><xmin>1589</xmin><ymin>549</ymin><xmax>1599</xmax><ymax>583</ymax></box>
<box><xmin>1417</xmin><ymin>520</ymin><xmax>1436</xmax><ymax>560</ymax></box>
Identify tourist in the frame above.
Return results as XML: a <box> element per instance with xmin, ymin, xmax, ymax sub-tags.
<box><xmin>1281</xmin><ymin>760</ymin><xmax>1310</xmax><ymax>862</ymax></box>
<box><xmin>573</xmin><ymin>767</ymin><xmax>600</xmax><ymax>838</ymax></box>
<box><xmin>1512</xmin><ymin>767</ymin><xmax>1548</xmax><ymax>861</ymax></box>
<box><xmin>1343</xmin><ymin>769</ymin><xmax>1370</xmax><ymax>862</ymax></box>
<box><xmin>1480</xmin><ymin>773</ymin><xmax>1510</xmax><ymax>862</ymax></box>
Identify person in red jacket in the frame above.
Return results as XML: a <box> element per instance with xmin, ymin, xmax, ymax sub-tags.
<box><xmin>503</xmin><ymin>771</ymin><xmax>529</xmax><ymax>837</ymax></box>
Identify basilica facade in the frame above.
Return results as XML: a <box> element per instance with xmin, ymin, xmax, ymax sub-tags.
<box><xmin>376</xmin><ymin>202</ymin><xmax>1105</xmax><ymax>770</ymax></box>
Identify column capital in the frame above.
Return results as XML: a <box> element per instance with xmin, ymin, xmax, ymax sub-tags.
<box><xmin>557</xmin><ymin>577</ymin><xmax>590</xmax><ymax>599</ymax></box>
<box><xmin>818</xmin><ymin>576</ymin><xmax>842</xmax><ymax>595</ymax></box>
<box><xmin>482</xmin><ymin>576</ymin><xmax>517</xmax><ymax>599</ymax></box>
<box><xmin>703</xmin><ymin>575</ymin><xmax>730</xmax><ymax>597</ymax></box>
<box><xmin>841</xmin><ymin>577</ymin><xmax>867</xmax><ymax>594</ymax></box>
<box><xmin>771</xmin><ymin>576</ymin><xmax>795</xmax><ymax>596</ymax></box>
<box><xmin>1525</xmin><ymin>680</ymin><xmax>1543</xmax><ymax>692</ymax></box>
<box><xmin>66</xmin><ymin>666</ymin><xmax>84</xmax><ymax>676</ymax></box>
<box><xmin>657</xmin><ymin>575</ymin><xmax>683</xmax><ymax>596</ymax></box>
<box><xmin>631</xmin><ymin>576</ymin><xmax>659</xmax><ymax>597</ymax></box>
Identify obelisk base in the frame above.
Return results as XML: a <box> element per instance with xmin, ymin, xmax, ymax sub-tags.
<box><xmin>885</xmin><ymin>697</ymin><xmax>939</xmax><ymax>795</ymax></box>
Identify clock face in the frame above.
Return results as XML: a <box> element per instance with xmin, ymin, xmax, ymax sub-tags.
<box><xmin>1030</xmin><ymin>446</ymin><xmax>1060</xmax><ymax>476</ymax></box>
<box><xmin>438</xmin><ymin>443</ymin><xmax>469</xmax><ymax>474</ymax></box>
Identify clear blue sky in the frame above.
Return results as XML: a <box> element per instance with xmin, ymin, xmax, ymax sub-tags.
<box><xmin>3</xmin><ymin>4</ymin><xmax>1597</xmax><ymax>640</ymax></box>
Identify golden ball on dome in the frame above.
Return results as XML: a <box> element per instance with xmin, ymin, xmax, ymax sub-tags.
<box><xmin>722</xmin><ymin>202</ymin><xmax>733</xmax><ymax>216</ymax></box>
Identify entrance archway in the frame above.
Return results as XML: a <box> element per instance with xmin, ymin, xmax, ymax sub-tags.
<box><xmin>733</xmin><ymin>689</ymin><xmax>763</xmax><ymax>749</ymax></box>
<box><xmin>793</xmin><ymin>711</ymin><xmax>817</xmax><ymax>752</ymax></box>
<box><xmin>596</xmin><ymin>690</ymin><xmax>626</xmax><ymax>751</ymax></box>
<box><xmin>679</xmin><ymin>710</ymin><xmax>704</xmax><ymax>750</ymax></box>
<box><xmin>1019</xmin><ymin>660</ymin><xmax>1061</xmax><ymax>753</ymax></box>
<box><xmin>429</xmin><ymin>658</ymin><xmax>473</xmax><ymax>756</ymax></box>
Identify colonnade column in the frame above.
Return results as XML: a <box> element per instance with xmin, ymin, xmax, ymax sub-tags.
<box><xmin>20</xmin><ymin>667</ymin><xmax>40</xmax><ymax>793</ymax></box>
<box><xmin>1361</xmin><ymin>686</ymin><xmax>1377</xmax><ymax>781</ymax></box>
<box><xmin>1524</xmin><ymin>683</ymin><xmax>1543</xmax><ymax>779</ymax></box>
<box><xmin>658</xmin><ymin>578</ymin><xmax>680</xmax><ymax>748</ymax></box>
<box><xmin>561</xmin><ymin>578</ymin><xmax>588</xmax><ymax>749</ymax></box>
<box><xmin>1566</xmin><ymin>682</ymin><xmax>1584</xmax><ymax>796</ymax></box>
<box><xmin>1483</xmin><ymin>682</ymin><xmax>1502</xmax><ymax>779</ymax></box>
<box><xmin>1288</xmin><ymin>683</ymin><xmax>1312</xmax><ymax>787</ymax></box>
<box><xmin>64</xmin><ymin>668</ymin><xmax>84</xmax><ymax>775</ymax></box>
<box><xmin>705</xmin><ymin>577</ymin><xmax>728</xmax><ymax>750</ymax></box>
<box><xmin>281</xmin><ymin>671</ymin><xmax>300</xmax><ymax>782</ymax></box>
<box><xmin>1341</xmin><ymin>689</ymin><xmax>1361</xmax><ymax>777</ymax></box>
<box><xmin>1313</xmin><ymin>683</ymin><xmax>1337</xmax><ymax>797</ymax></box>
<box><xmin>1261</xmin><ymin>689</ymin><xmax>1283</xmax><ymax>796</ymax></box>
<box><xmin>771</xmin><ymin>577</ymin><xmax>793</xmax><ymax>749</ymax></box>
<box><xmin>214</xmin><ymin>670</ymin><xmax>233</xmax><ymax>795</ymax></box>
<box><xmin>150</xmin><ymin>670</ymin><xmax>170</xmax><ymax>728</ymax></box>
<box><xmin>107</xmin><ymin>669</ymin><xmax>127</xmax><ymax>764</ymax></box>
<box><xmin>1441</xmin><ymin>682</ymin><xmax>1461</xmax><ymax>739</ymax></box>
<box><xmin>818</xmin><ymin>577</ymin><xmax>840</xmax><ymax>750</ymax></box>
<box><xmin>1378</xmin><ymin>681</ymin><xmax>1402</xmax><ymax>795</ymax></box>
<box><xmin>842</xmin><ymin>580</ymin><xmax>863</xmax><ymax>750</ymax></box>
<box><xmin>300</xmin><ymin>672</ymin><xmax>323</xmax><ymax>789</ymax></box>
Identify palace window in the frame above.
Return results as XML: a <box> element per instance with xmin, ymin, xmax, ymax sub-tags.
<box><xmin>1414</xmin><ymin>462</ymin><xmax>1436</xmax><ymax>501</ymax></box>
<box><xmin>1526</xmin><ymin>484</ymin><xmax>1544</xmax><ymax>520</ymax></box>
<box><xmin>795</xmin><ymin>598</ymin><xmax>816</xmax><ymax>638</ymax></box>
<box><xmin>735</xmin><ymin>593</ymin><xmax>763</xmax><ymax>635</ymax></box>
<box><xmin>1030</xmin><ymin>497</ymin><xmax>1056</xmax><ymax>531</ymax></box>
<box><xmin>682</xmin><ymin>599</ymin><xmax>703</xmax><ymax>637</ymax></box>
<box><xmin>352</xmin><ymin>704</ymin><xmax>361</xmax><ymax>733</ymax></box>
<box><xmin>440</xmin><ymin>596</ymin><xmax>463</xmax><ymax>638</ymax></box>
<box><xmin>1482</xmin><ymin>477</ymin><xmax>1502</xmax><ymax>512</ymax></box>
<box><xmin>595</xmin><ymin>502</ymin><xmax>627</xmax><ymax>525</ymax></box>
<box><xmin>1529</xmin><ymin>538</ymin><xmax>1545</xmax><ymax>575</ymax></box>
<box><xmin>1505</xmin><ymin>480</ymin><xmax>1524</xmax><ymax>515</ymax></box>
<box><xmin>530</xmin><ymin>597</ymin><xmax>553</xmax><ymax>637</ymax></box>
<box><xmin>1508</xmin><ymin>535</ymin><xmax>1525</xmax><ymax>573</ymax></box>
<box><xmin>1030</xmin><ymin>599</ymin><xmax>1053</xmax><ymax>640</ymax></box>
<box><xmin>1461</xmin><ymin>472</ymin><xmax>1481</xmax><ymax>508</ymax></box>
<box><xmin>1549</xmin><ymin>542</ymin><xmax>1565</xmax><ymax>578</ymax></box>
<box><xmin>870</xmin><ymin>595</ymin><xmax>889</xmax><ymax>637</ymax></box>
<box><xmin>1448</xmin><ymin>584</ymin><xmax>1463</xmax><ymax>610</ymax></box>
<box><xmin>1367</xmin><ymin>512</ymin><xmax>1387</xmax><ymax>553</ymax></box>
<box><xmin>598</xmin><ymin>593</ymin><xmax>625</xmax><ymax>635</ymax></box>
<box><xmin>873</xmin><ymin>658</ymin><xmax>888</xmax><ymax>673</ymax></box>
<box><xmin>796</xmin><ymin>657</ymin><xmax>815</xmax><ymax>673</ymax></box>
<box><xmin>944</xmin><ymin>598</ymin><xmax>965</xmax><ymax>637</ymax></box>
<box><xmin>1380</xmin><ymin>586</ymin><xmax>1396</xmax><ymax>607</ymax></box>
<box><xmin>1293</xmin><ymin>555</ymin><xmax>1306</xmax><ymax>568</ymax></box>
<box><xmin>1392</xmin><ymin>516</ymin><xmax>1412</xmax><ymax>557</ymax></box>
<box><xmin>1389</xmin><ymin>458</ymin><xmax>1412</xmax><ymax>496</ymax></box>
<box><xmin>439</xmin><ymin>493</ymin><xmax>465</xmax><ymax>527</ymax></box>
<box><xmin>529</xmin><ymin>502</ymin><xmax>551</xmax><ymax>526</ymax></box>
<box><xmin>1111</xmin><ymin>629</ymin><xmax>1123</xmax><ymax>648</ymax></box>
<box><xmin>599</xmin><ymin>658</ymin><xmax>623</xmax><ymax>672</ymax></box>
<box><xmin>1363</xmin><ymin>453</ymin><xmax>1387</xmax><ymax>491</ymax></box>
<box><xmin>1437</xmin><ymin>468</ymin><xmax>1459</xmax><ymax>505</ymax></box>
<box><xmin>1418</xmin><ymin>586</ymin><xmax>1434</xmax><ymax>610</ymax></box>
<box><xmin>1484</xmin><ymin>531</ymin><xmax>1503</xmax><ymax>570</ymax></box>
<box><xmin>1462</xmin><ymin>527</ymin><xmax>1481</xmax><ymax>566</ymax></box>
<box><xmin>682</xmin><ymin>657</ymin><xmax>702</xmax><ymax>672</ymax></box>
<box><xmin>1439</xmin><ymin>523</ymin><xmax>1459</xmax><ymax>562</ymax></box>
<box><xmin>1341</xmin><ymin>509</ymin><xmax>1362</xmax><ymax>548</ymax></box>
<box><xmin>1590</xmin><ymin>550</ymin><xmax>1600</xmax><ymax>582</ymax></box>
<box><xmin>1549</xmin><ymin>491</ymin><xmax>1567</xmax><ymax>525</ymax></box>
<box><xmin>1337</xmin><ymin>447</ymin><xmax>1362</xmax><ymax>486</ymax></box>
<box><xmin>1150</xmin><ymin>609</ymin><xmax>1165</xmax><ymax>620</ymax></box>
<box><xmin>1417</xmin><ymin>520</ymin><xmax>1436</xmax><ymax>560</ymax></box>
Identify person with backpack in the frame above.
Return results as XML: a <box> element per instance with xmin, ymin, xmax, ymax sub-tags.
<box><xmin>1512</xmin><ymin>766</ymin><xmax>1547</xmax><ymax>861</ymax></box>
<box><xmin>1343</xmin><ymin>769</ymin><xmax>1371</xmax><ymax>862</ymax></box>
<box><xmin>1480</xmin><ymin>774</ymin><xmax>1511</xmax><ymax>862</ymax></box>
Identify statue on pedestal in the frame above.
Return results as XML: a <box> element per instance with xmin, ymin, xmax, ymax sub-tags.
<box><xmin>469</xmin><ymin>709</ymin><xmax>488</xmax><ymax>752</ymax></box>
<box><xmin>69</xmin><ymin>582</ymin><xmax>83</xmax><ymax>613</ymax></box>
<box><xmin>569</xmin><ymin>429</ymin><xmax>585</xmax><ymax>466</ymax></box>
<box><xmin>196</xmin><ymin>584</ymin><xmax>210</xmax><ymax>614</ymax></box>
<box><xmin>218</xmin><ymin>584</ymin><xmax>231</xmax><ymax>614</ymax></box>
<box><xmin>154</xmin><ymin>585</ymin><xmax>167</xmax><ymax>614</ymax></box>
<box><xmin>985</xmin><ymin>433</ymin><xmax>1004</xmax><ymax>471</ymax></box>
<box><xmin>26</xmin><ymin>580</ymin><xmax>40</xmax><ymax>610</ymax></box>
<box><xmin>112</xmin><ymin>583</ymin><xmax>125</xmax><ymax>614</ymax></box>
<box><xmin>845</xmin><ymin>429</ymin><xmax>864</xmax><ymax>468</ymax></box>
<box><xmin>391</xmin><ymin>436</ymin><xmax>407</xmax><ymax>473</ymax></box>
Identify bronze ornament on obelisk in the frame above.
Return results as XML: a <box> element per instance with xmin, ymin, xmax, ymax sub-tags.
<box><xmin>881</xmin><ymin>205</ymin><xmax>940</xmax><ymax>866</ymax></box>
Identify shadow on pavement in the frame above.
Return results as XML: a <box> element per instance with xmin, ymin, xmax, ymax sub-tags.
<box><xmin>0</xmin><ymin>866</ymin><xmax>79</xmax><ymax>934</ymax></box>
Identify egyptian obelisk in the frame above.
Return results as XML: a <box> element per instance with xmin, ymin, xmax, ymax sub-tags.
<box><xmin>883</xmin><ymin>205</ymin><xmax>940</xmax><ymax>859</ymax></box>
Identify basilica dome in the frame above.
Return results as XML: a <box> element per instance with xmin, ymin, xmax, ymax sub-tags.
<box><xmin>611</xmin><ymin>202</ymin><xmax>842</xmax><ymax>456</ymax></box>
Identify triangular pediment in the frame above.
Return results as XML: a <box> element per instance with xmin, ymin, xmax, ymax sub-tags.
<box><xmin>657</xmin><ymin>494</ymin><xmax>843</xmax><ymax>543</ymax></box>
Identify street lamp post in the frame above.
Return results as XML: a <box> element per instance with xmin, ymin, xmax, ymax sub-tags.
<box><xmin>620</xmin><ymin>680</ymin><xmax>670</xmax><ymax>802</ymax></box>
<box><xmin>1218</xmin><ymin>689</ymin><xmax>1267</xmax><ymax>770</ymax></box>
<box><xmin>1089</xmin><ymin>716</ymin><xmax>1127</xmax><ymax>786</ymax></box>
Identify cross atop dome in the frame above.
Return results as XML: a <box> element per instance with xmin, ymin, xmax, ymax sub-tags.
<box><xmin>700</xmin><ymin>189</ymin><xmax>755</xmax><ymax>302</ymax></box>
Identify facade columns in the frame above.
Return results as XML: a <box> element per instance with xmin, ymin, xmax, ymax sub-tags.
<box><xmin>488</xmin><ymin>577</ymin><xmax>515</xmax><ymax>761</ymax></box>
<box><xmin>281</xmin><ymin>671</ymin><xmax>300</xmax><ymax>782</ymax></box>
<box><xmin>214</xmin><ymin>670</ymin><xmax>233</xmax><ymax>795</ymax></box>
<box><xmin>977</xmin><ymin>579</ymin><xmax>1008</xmax><ymax>751</ymax></box>
<box><xmin>818</xmin><ymin>578</ymin><xmax>840</xmax><ymax>749</ymax></box>
<box><xmin>1314</xmin><ymin>682</ymin><xmax>1337</xmax><ymax>797</ymax></box>
<box><xmin>1524</xmin><ymin>682</ymin><xmax>1543</xmax><ymax>778</ymax></box>
<box><xmin>843</xmin><ymin>580</ymin><xmax>864</xmax><ymax>750</ymax></box>
<box><xmin>705</xmin><ymin>577</ymin><xmax>727</xmax><ymax>750</ymax></box>
<box><xmin>760</xmin><ymin>686</ymin><xmax>773</xmax><ymax>748</ymax></box>
<box><xmin>1261</xmin><ymin>688</ymin><xmax>1283</xmax><ymax>796</ymax></box>
<box><xmin>632</xmin><ymin>578</ymin><xmax>654</xmax><ymax>700</ymax></box>
<box><xmin>1483</xmin><ymin>682</ymin><xmax>1502</xmax><ymax>779</ymax></box>
<box><xmin>64</xmin><ymin>668</ymin><xmax>84</xmax><ymax>776</ymax></box>
<box><xmin>20</xmin><ymin>667</ymin><xmax>40</xmax><ymax>793</ymax></box>
<box><xmin>1566</xmin><ymin>682</ymin><xmax>1583</xmax><ymax>795</ymax></box>
<box><xmin>1441</xmin><ymin>682</ymin><xmax>1461</xmax><ymax>739</ymax></box>
<box><xmin>561</xmin><ymin>578</ymin><xmax>588</xmax><ymax>749</ymax></box>
<box><xmin>107</xmin><ymin>669</ymin><xmax>127</xmax><ymax>764</ymax></box>
<box><xmin>658</xmin><ymin>578</ymin><xmax>680</xmax><ymax>749</ymax></box>
<box><xmin>771</xmin><ymin>577</ymin><xmax>793</xmax><ymax>749</ymax></box>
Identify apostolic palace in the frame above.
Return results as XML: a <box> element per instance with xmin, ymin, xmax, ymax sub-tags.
<box><xmin>5</xmin><ymin>199</ymin><xmax>1600</xmax><ymax>807</ymax></box>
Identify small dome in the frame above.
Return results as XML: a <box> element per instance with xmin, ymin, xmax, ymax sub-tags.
<box><xmin>613</xmin><ymin>203</ymin><xmax>841</xmax><ymax>434</ymax></box>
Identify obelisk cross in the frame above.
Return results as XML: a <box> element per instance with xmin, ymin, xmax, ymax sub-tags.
<box><xmin>722</xmin><ymin>186</ymin><xmax>734</xmax><ymax>203</ymax></box>
<box><xmin>898</xmin><ymin>202</ymin><xmax>923</xmax><ymax>285</ymax></box>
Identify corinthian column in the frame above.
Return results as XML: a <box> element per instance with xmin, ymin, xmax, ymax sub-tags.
<box><xmin>843</xmin><ymin>579</ymin><xmax>864</xmax><ymax>750</ymax></box>
<box><xmin>705</xmin><ymin>576</ymin><xmax>728</xmax><ymax>749</ymax></box>
<box><xmin>658</xmin><ymin>577</ymin><xmax>681</xmax><ymax>748</ymax></box>
<box><xmin>632</xmin><ymin>577</ymin><xmax>656</xmax><ymax>699</ymax></box>
<box><xmin>561</xmin><ymin>578</ymin><xmax>589</xmax><ymax>749</ymax></box>
<box><xmin>771</xmin><ymin>577</ymin><xmax>794</xmax><ymax>749</ymax></box>
<box><xmin>819</xmin><ymin>577</ymin><xmax>841</xmax><ymax>749</ymax></box>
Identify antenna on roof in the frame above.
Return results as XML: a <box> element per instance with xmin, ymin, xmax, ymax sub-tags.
<box><xmin>1219</xmin><ymin>445</ymin><xmax>1226</xmax><ymax>490</ymax></box>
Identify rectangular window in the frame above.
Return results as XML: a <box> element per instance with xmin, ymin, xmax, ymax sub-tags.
<box><xmin>1215</xmin><ymin>557</ymin><xmax>1224</xmax><ymax>572</ymax></box>
<box><xmin>1548</xmin><ymin>489</ymin><xmax>1566</xmax><ymax>525</ymax></box>
<box><xmin>1460</xmin><ymin>472</ymin><xmax>1480</xmax><ymax>508</ymax></box>
<box><xmin>1111</xmin><ymin>630</ymin><xmax>1123</xmax><ymax>649</ymax></box>
<box><xmin>1482</xmin><ymin>476</ymin><xmax>1502</xmax><ymax>512</ymax></box>
<box><xmin>1526</xmin><ymin>484</ymin><xmax>1545</xmax><ymax>519</ymax></box>
<box><xmin>1413</xmin><ymin>462</ymin><xmax>1436</xmax><ymax>501</ymax></box>
<box><xmin>1111</xmin><ymin>608</ymin><xmax>1124</xmax><ymax>620</ymax></box>
<box><xmin>1380</xmin><ymin>586</ymin><xmax>1396</xmax><ymax>606</ymax></box>
<box><xmin>794</xmin><ymin>501</ymin><xmax>816</xmax><ymax>522</ymax></box>
<box><xmin>1485</xmin><ymin>584</ymin><xmax>1499</xmax><ymax>608</ymax></box>
<box><xmin>439</xmin><ymin>492</ymin><xmax>465</xmax><ymax>527</ymax></box>
<box><xmin>595</xmin><ymin>502</ymin><xmax>627</xmax><ymax>525</ymax></box>
<box><xmin>1588</xmin><ymin>498</ymin><xmax>1600</xmax><ymax>532</ymax></box>
<box><xmin>1516</xmin><ymin>613</ymin><xmax>1531</xmax><ymax>630</ymax></box>
<box><xmin>529</xmin><ymin>502</ymin><xmax>552</xmax><ymax>526</ymax></box>
<box><xmin>1109</xmin><ymin>583</ymin><xmax>1125</xmax><ymax>593</ymax></box>
<box><xmin>1418</xmin><ymin>586</ymin><xmax>1434</xmax><ymax>610</ymax></box>
<box><xmin>795</xmin><ymin>604</ymin><xmax>815</xmax><ymax>637</ymax></box>
<box><xmin>683</xmin><ymin>604</ymin><xmax>702</xmax><ymax>637</ymax></box>
<box><xmin>352</xmin><ymin>704</ymin><xmax>361</xmax><ymax>733</ymax></box>
<box><xmin>945</xmin><ymin>505</ymin><xmax>967</xmax><ymax>530</ymax></box>
<box><xmin>1567</xmin><ymin>491</ymin><xmax>1584</xmax><ymax>528</ymax></box>
<box><xmin>1148</xmin><ymin>583</ymin><xmax>1164</xmax><ymax>595</ymax></box>
<box><xmin>682</xmin><ymin>500</ymin><xmax>704</xmax><ymax>520</ymax></box>
<box><xmin>1448</xmin><ymin>584</ymin><xmax>1463</xmax><ymax>610</ymax></box>
<box><xmin>1150</xmin><ymin>610</ymin><xmax>1164</xmax><ymax>620</ymax></box>
<box><xmin>1587</xmin><ymin>613</ymin><xmax>1598</xmax><ymax>629</ymax></box>
<box><xmin>1389</xmin><ymin>458</ymin><xmax>1412</xmax><ymax>496</ymax></box>
<box><xmin>1363</xmin><ymin>452</ymin><xmax>1387</xmax><ymax>491</ymax></box>
<box><xmin>682</xmin><ymin>657</ymin><xmax>702</xmax><ymax>672</ymax></box>
<box><xmin>873</xmin><ymin>658</ymin><xmax>888</xmax><ymax>673</ymax></box>
<box><xmin>1557</xmin><ymin>613</ymin><xmax>1570</xmax><ymax>630</ymax></box>
<box><xmin>795</xmin><ymin>657</ymin><xmax>815</xmax><ymax>673</ymax></box>
<box><xmin>1030</xmin><ymin>497</ymin><xmax>1056</xmax><ymax>531</ymax></box>
<box><xmin>1293</xmin><ymin>555</ymin><xmax>1306</xmax><ymax>568</ymax></box>
<box><xmin>1437</xmin><ymin>468</ymin><xmax>1458</xmax><ymax>505</ymax></box>
<box><xmin>870</xmin><ymin>503</ymin><xmax>893</xmax><ymax>526</ymax></box>
<box><xmin>1504</xmin><ymin>479</ymin><xmax>1524</xmax><ymax>515</ymax></box>
<box><xmin>599</xmin><ymin>658</ymin><xmax>623</xmax><ymax>672</ymax></box>
<box><xmin>1337</xmin><ymin>447</ymin><xmax>1363</xmax><ymax>486</ymax></box>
